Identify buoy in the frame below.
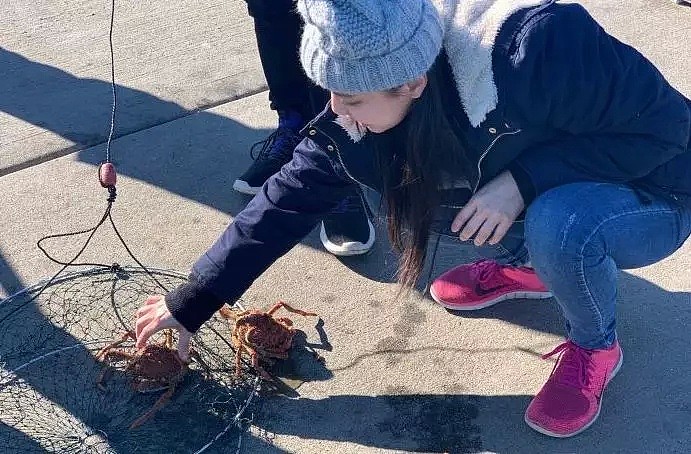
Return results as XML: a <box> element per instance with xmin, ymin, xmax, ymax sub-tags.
<box><xmin>99</xmin><ymin>162</ymin><xmax>117</xmax><ymax>188</ymax></box>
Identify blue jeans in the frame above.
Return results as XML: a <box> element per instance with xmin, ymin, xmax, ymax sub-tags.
<box><xmin>484</xmin><ymin>183</ymin><xmax>691</xmax><ymax>349</ymax></box>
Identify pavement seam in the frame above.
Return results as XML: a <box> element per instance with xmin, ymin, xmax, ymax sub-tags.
<box><xmin>0</xmin><ymin>85</ymin><xmax>268</xmax><ymax>179</ymax></box>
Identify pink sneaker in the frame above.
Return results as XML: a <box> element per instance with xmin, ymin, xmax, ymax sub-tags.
<box><xmin>429</xmin><ymin>259</ymin><xmax>552</xmax><ymax>310</ymax></box>
<box><xmin>525</xmin><ymin>340</ymin><xmax>624</xmax><ymax>438</ymax></box>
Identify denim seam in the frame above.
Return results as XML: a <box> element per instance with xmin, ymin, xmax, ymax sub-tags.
<box><xmin>495</xmin><ymin>240</ymin><xmax>530</xmax><ymax>265</ymax></box>
<box><xmin>494</xmin><ymin>242</ymin><xmax>513</xmax><ymax>260</ymax></box>
<box><xmin>576</xmin><ymin>207</ymin><xmax>677</xmax><ymax>346</ymax></box>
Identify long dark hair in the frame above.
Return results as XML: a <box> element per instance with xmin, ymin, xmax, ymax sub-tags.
<box><xmin>375</xmin><ymin>57</ymin><xmax>470</xmax><ymax>291</ymax></box>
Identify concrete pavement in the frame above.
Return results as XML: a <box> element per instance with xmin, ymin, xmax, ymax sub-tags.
<box><xmin>1</xmin><ymin>0</ymin><xmax>264</xmax><ymax>176</ymax></box>
<box><xmin>1</xmin><ymin>1</ymin><xmax>690</xmax><ymax>453</ymax></box>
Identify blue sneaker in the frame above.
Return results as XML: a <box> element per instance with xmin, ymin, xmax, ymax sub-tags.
<box><xmin>233</xmin><ymin>110</ymin><xmax>304</xmax><ymax>195</ymax></box>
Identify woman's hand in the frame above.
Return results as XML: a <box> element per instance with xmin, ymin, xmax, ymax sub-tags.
<box><xmin>451</xmin><ymin>171</ymin><xmax>525</xmax><ymax>246</ymax></box>
<box><xmin>135</xmin><ymin>295</ymin><xmax>193</xmax><ymax>361</ymax></box>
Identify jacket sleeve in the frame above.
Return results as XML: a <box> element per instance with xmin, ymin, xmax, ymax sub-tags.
<box><xmin>502</xmin><ymin>3</ymin><xmax>691</xmax><ymax>205</ymax></box>
<box><xmin>165</xmin><ymin>137</ymin><xmax>356</xmax><ymax>332</ymax></box>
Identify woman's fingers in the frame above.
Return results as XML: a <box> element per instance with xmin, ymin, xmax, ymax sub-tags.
<box><xmin>136</xmin><ymin>321</ymin><xmax>160</xmax><ymax>350</ymax></box>
<box><xmin>488</xmin><ymin>220</ymin><xmax>511</xmax><ymax>245</ymax></box>
<box><xmin>459</xmin><ymin>211</ymin><xmax>487</xmax><ymax>242</ymax></box>
<box><xmin>135</xmin><ymin>296</ymin><xmax>167</xmax><ymax>348</ymax></box>
<box><xmin>144</xmin><ymin>295</ymin><xmax>163</xmax><ymax>306</ymax></box>
<box><xmin>473</xmin><ymin>217</ymin><xmax>499</xmax><ymax>246</ymax></box>
<box><xmin>136</xmin><ymin>305</ymin><xmax>152</xmax><ymax>319</ymax></box>
<box><xmin>136</xmin><ymin>295</ymin><xmax>162</xmax><ymax>318</ymax></box>
<box><xmin>451</xmin><ymin>203</ymin><xmax>476</xmax><ymax>233</ymax></box>
<box><xmin>134</xmin><ymin>295</ymin><xmax>192</xmax><ymax>357</ymax></box>
<box><xmin>135</xmin><ymin>313</ymin><xmax>155</xmax><ymax>339</ymax></box>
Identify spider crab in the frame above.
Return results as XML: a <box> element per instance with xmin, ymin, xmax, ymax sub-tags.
<box><xmin>95</xmin><ymin>329</ymin><xmax>196</xmax><ymax>429</ymax></box>
<box><xmin>219</xmin><ymin>301</ymin><xmax>318</xmax><ymax>380</ymax></box>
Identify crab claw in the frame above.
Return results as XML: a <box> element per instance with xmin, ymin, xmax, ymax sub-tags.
<box><xmin>99</xmin><ymin>162</ymin><xmax>117</xmax><ymax>188</ymax></box>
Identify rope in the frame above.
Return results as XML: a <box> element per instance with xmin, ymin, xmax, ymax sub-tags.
<box><xmin>105</xmin><ymin>0</ymin><xmax>117</xmax><ymax>164</ymax></box>
<box><xmin>0</xmin><ymin>0</ymin><xmax>169</xmax><ymax>327</ymax></box>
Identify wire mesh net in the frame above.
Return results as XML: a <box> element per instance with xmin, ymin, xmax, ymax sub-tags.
<box><xmin>0</xmin><ymin>267</ymin><xmax>261</xmax><ymax>453</ymax></box>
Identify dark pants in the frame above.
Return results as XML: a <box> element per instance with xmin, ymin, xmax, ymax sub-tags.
<box><xmin>245</xmin><ymin>0</ymin><xmax>329</xmax><ymax>121</ymax></box>
<box><xmin>244</xmin><ymin>0</ymin><xmax>371</xmax><ymax>231</ymax></box>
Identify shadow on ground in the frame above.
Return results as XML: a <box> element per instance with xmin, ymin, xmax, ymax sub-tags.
<box><xmin>1</xmin><ymin>47</ymin><xmax>399</xmax><ymax>286</ymax></box>
<box><xmin>250</xmin><ymin>271</ymin><xmax>691</xmax><ymax>453</ymax></box>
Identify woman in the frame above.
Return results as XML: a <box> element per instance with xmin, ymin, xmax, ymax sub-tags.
<box><xmin>135</xmin><ymin>0</ymin><xmax>691</xmax><ymax>438</ymax></box>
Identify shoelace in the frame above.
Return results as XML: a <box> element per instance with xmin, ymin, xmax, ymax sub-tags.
<box><xmin>249</xmin><ymin>126</ymin><xmax>301</xmax><ymax>162</ymax></box>
<box><xmin>250</xmin><ymin>110</ymin><xmax>304</xmax><ymax>162</ymax></box>
<box><xmin>470</xmin><ymin>259</ymin><xmax>507</xmax><ymax>288</ymax></box>
<box><xmin>330</xmin><ymin>195</ymin><xmax>365</xmax><ymax>215</ymax></box>
<box><xmin>542</xmin><ymin>341</ymin><xmax>594</xmax><ymax>389</ymax></box>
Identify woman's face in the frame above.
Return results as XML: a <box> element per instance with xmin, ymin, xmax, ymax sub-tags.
<box><xmin>330</xmin><ymin>76</ymin><xmax>427</xmax><ymax>133</ymax></box>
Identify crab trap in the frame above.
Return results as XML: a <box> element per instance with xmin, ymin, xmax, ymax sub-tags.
<box><xmin>0</xmin><ymin>267</ymin><xmax>261</xmax><ymax>453</ymax></box>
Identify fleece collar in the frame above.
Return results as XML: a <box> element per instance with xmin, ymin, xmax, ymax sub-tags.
<box><xmin>333</xmin><ymin>0</ymin><xmax>546</xmax><ymax>138</ymax></box>
<box><xmin>433</xmin><ymin>0</ymin><xmax>544</xmax><ymax>127</ymax></box>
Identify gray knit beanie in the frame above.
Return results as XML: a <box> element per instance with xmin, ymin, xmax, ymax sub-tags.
<box><xmin>297</xmin><ymin>0</ymin><xmax>444</xmax><ymax>94</ymax></box>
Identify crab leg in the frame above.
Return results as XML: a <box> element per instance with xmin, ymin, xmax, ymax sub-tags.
<box><xmin>163</xmin><ymin>329</ymin><xmax>173</xmax><ymax>349</ymax></box>
<box><xmin>249</xmin><ymin>350</ymin><xmax>273</xmax><ymax>380</ymax></box>
<box><xmin>234</xmin><ymin>344</ymin><xmax>246</xmax><ymax>377</ymax></box>
<box><xmin>234</xmin><ymin>343</ymin><xmax>271</xmax><ymax>379</ymax></box>
<box><xmin>219</xmin><ymin>306</ymin><xmax>246</xmax><ymax>321</ymax></box>
<box><xmin>129</xmin><ymin>385</ymin><xmax>176</xmax><ymax>429</ymax></box>
<box><xmin>95</xmin><ymin>331</ymin><xmax>135</xmax><ymax>361</ymax></box>
<box><xmin>243</xmin><ymin>344</ymin><xmax>272</xmax><ymax>380</ymax></box>
<box><xmin>267</xmin><ymin>301</ymin><xmax>318</xmax><ymax>317</ymax></box>
<box><xmin>275</xmin><ymin>316</ymin><xmax>294</xmax><ymax>327</ymax></box>
<box><xmin>96</xmin><ymin>350</ymin><xmax>137</xmax><ymax>391</ymax></box>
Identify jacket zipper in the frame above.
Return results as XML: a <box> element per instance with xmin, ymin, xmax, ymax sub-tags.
<box><xmin>311</xmin><ymin>125</ymin><xmax>524</xmax><ymax>200</ymax></box>
<box><xmin>472</xmin><ymin>128</ymin><xmax>522</xmax><ymax>193</ymax></box>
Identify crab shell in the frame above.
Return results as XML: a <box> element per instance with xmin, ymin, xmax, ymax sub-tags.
<box><xmin>232</xmin><ymin>312</ymin><xmax>296</xmax><ymax>358</ymax></box>
<box><xmin>126</xmin><ymin>344</ymin><xmax>187</xmax><ymax>392</ymax></box>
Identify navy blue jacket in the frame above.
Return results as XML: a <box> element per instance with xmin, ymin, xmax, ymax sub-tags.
<box><xmin>167</xmin><ymin>2</ymin><xmax>691</xmax><ymax>333</ymax></box>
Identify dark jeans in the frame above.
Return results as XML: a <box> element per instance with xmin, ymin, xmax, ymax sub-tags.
<box><xmin>244</xmin><ymin>0</ymin><xmax>329</xmax><ymax>120</ymax></box>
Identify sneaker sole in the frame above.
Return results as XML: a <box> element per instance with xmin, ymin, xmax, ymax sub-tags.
<box><xmin>319</xmin><ymin>220</ymin><xmax>375</xmax><ymax>257</ymax></box>
<box><xmin>524</xmin><ymin>349</ymin><xmax>624</xmax><ymax>438</ymax></box>
<box><xmin>429</xmin><ymin>286</ymin><xmax>553</xmax><ymax>311</ymax></box>
<box><xmin>232</xmin><ymin>180</ymin><xmax>261</xmax><ymax>195</ymax></box>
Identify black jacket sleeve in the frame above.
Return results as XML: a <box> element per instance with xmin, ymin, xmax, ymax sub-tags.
<box><xmin>166</xmin><ymin>137</ymin><xmax>356</xmax><ymax>332</ymax></box>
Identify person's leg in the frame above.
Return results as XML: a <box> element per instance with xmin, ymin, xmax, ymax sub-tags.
<box><xmin>234</xmin><ymin>0</ymin><xmax>309</xmax><ymax>195</ymax></box>
<box><xmin>526</xmin><ymin>182</ymin><xmax>691</xmax><ymax>349</ymax></box>
<box><xmin>245</xmin><ymin>0</ymin><xmax>312</xmax><ymax>117</ymax></box>
<box><xmin>236</xmin><ymin>0</ymin><xmax>374</xmax><ymax>255</ymax></box>
<box><xmin>523</xmin><ymin>182</ymin><xmax>691</xmax><ymax>437</ymax></box>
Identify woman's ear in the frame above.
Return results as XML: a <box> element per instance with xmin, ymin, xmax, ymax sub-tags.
<box><xmin>407</xmin><ymin>75</ymin><xmax>428</xmax><ymax>99</ymax></box>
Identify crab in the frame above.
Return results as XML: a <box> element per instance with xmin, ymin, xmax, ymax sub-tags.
<box><xmin>95</xmin><ymin>329</ymin><xmax>194</xmax><ymax>429</ymax></box>
<box><xmin>219</xmin><ymin>301</ymin><xmax>318</xmax><ymax>380</ymax></box>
